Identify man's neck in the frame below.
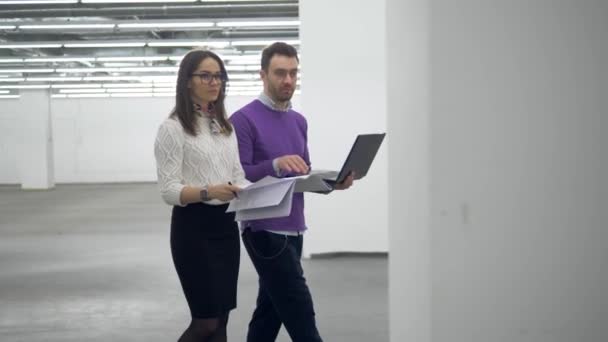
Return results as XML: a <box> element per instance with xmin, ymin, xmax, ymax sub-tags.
<box><xmin>262</xmin><ymin>91</ymin><xmax>290</xmax><ymax>111</ymax></box>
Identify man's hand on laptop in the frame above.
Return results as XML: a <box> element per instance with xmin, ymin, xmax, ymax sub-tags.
<box><xmin>275</xmin><ymin>155</ymin><xmax>310</xmax><ymax>175</ymax></box>
<box><xmin>334</xmin><ymin>171</ymin><xmax>355</xmax><ymax>190</ymax></box>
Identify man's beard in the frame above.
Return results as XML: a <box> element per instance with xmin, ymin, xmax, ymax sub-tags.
<box><xmin>270</xmin><ymin>85</ymin><xmax>294</xmax><ymax>102</ymax></box>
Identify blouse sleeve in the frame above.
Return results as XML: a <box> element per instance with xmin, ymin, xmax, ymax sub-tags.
<box><xmin>154</xmin><ymin>119</ymin><xmax>186</xmax><ymax>206</ymax></box>
<box><xmin>230</xmin><ymin>130</ymin><xmax>252</xmax><ymax>188</ymax></box>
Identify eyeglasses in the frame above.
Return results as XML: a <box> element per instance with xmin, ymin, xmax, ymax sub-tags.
<box><xmin>191</xmin><ymin>72</ymin><xmax>228</xmax><ymax>84</ymax></box>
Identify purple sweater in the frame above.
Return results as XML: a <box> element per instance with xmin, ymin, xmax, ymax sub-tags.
<box><xmin>230</xmin><ymin>99</ymin><xmax>310</xmax><ymax>232</ymax></box>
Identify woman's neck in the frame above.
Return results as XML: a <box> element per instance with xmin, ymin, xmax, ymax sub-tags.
<box><xmin>193</xmin><ymin>100</ymin><xmax>212</xmax><ymax>115</ymax></box>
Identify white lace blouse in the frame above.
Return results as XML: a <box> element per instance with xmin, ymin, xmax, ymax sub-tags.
<box><xmin>154</xmin><ymin>115</ymin><xmax>249</xmax><ymax>206</ymax></box>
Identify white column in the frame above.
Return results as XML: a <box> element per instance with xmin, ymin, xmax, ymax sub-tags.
<box><xmin>430</xmin><ymin>1</ymin><xmax>608</xmax><ymax>341</ymax></box>
<box><xmin>19</xmin><ymin>89</ymin><xmax>55</xmax><ymax>189</ymax></box>
<box><xmin>299</xmin><ymin>0</ymin><xmax>389</xmax><ymax>256</ymax></box>
<box><xmin>301</xmin><ymin>0</ymin><xmax>431</xmax><ymax>341</ymax></box>
<box><xmin>386</xmin><ymin>1</ymin><xmax>431</xmax><ymax>342</ymax></box>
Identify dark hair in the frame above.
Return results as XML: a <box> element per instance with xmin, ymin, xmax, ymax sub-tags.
<box><xmin>261</xmin><ymin>42</ymin><xmax>299</xmax><ymax>72</ymax></box>
<box><xmin>170</xmin><ymin>49</ymin><xmax>232</xmax><ymax>136</ymax></box>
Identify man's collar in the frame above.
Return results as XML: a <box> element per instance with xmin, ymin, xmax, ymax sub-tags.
<box><xmin>258</xmin><ymin>92</ymin><xmax>292</xmax><ymax>112</ymax></box>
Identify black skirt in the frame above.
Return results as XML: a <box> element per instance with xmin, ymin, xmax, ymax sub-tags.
<box><xmin>170</xmin><ymin>202</ymin><xmax>240</xmax><ymax>318</ymax></box>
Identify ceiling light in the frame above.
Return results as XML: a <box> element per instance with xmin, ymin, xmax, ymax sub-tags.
<box><xmin>0</xmin><ymin>95</ymin><xmax>20</xmax><ymax>99</ymax></box>
<box><xmin>0</xmin><ymin>59</ymin><xmax>24</xmax><ymax>63</ymax></box>
<box><xmin>102</xmin><ymin>83</ymin><xmax>153</xmax><ymax>88</ymax></box>
<box><xmin>217</xmin><ymin>21</ymin><xmax>300</xmax><ymax>27</ymax></box>
<box><xmin>56</xmin><ymin>67</ymin><xmax>120</xmax><ymax>73</ymax></box>
<box><xmin>97</xmin><ymin>56</ymin><xmax>170</xmax><ymax>62</ymax></box>
<box><xmin>118</xmin><ymin>66</ymin><xmax>178</xmax><ymax>72</ymax></box>
<box><xmin>0</xmin><ymin>68</ymin><xmax>55</xmax><ymax>73</ymax></box>
<box><xmin>226</xmin><ymin>65</ymin><xmax>259</xmax><ymax>71</ymax></box>
<box><xmin>83</xmin><ymin>76</ymin><xmax>142</xmax><ymax>81</ymax></box>
<box><xmin>24</xmin><ymin>57</ymin><xmax>96</xmax><ymax>63</ymax></box>
<box><xmin>0</xmin><ymin>1</ymin><xmax>78</xmax><ymax>4</ymax></box>
<box><xmin>227</xmin><ymin>87</ymin><xmax>262</xmax><ymax>94</ymax></box>
<box><xmin>0</xmin><ymin>78</ymin><xmax>25</xmax><ymax>82</ymax></box>
<box><xmin>227</xmin><ymin>90</ymin><xmax>261</xmax><ymax>96</ymax></box>
<box><xmin>203</xmin><ymin>0</ymin><xmax>272</xmax><ymax>2</ymax></box>
<box><xmin>110</xmin><ymin>93</ymin><xmax>155</xmax><ymax>97</ymax></box>
<box><xmin>19</xmin><ymin>24</ymin><xmax>116</xmax><ymax>30</ymax></box>
<box><xmin>148</xmin><ymin>41</ymin><xmax>230</xmax><ymax>48</ymax></box>
<box><xmin>64</xmin><ymin>42</ymin><xmax>146</xmax><ymax>48</ymax></box>
<box><xmin>67</xmin><ymin>93</ymin><xmax>110</xmax><ymax>98</ymax></box>
<box><xmin>231</xmin><ymin>40</ymin><xmax>300</xmax><ymax>46</ymax></box>
<box><xmin>226</xmin><ymin>80</ymin><xmax>262</xmax><ymax>86</ymax></box>
<box><xmin>60</xmin><ymin>89</ymin><xmax>107</xmax><ymax>94</ymax></box>
<box><xmin>82</xmin><ymin>0</ymin><xmax>196</xmax><ymax>3</ymax></box>
<box><xmin>106</xmin><ymin>88</ymin><xmax>155</xmax><ymax>93</ymax></box>
<box><xmin>0</xmin><ymin>43</ymin><xmax>62</xmax><ymax>49</ymax></box>
<box><xmin>151</xmin><ymin>82</ymin><xmax>175</xmax><ymax>88</ymax></box>
<box><xmin>101</xmin><ymin>62</ymin><xmax>140</xmax><ymax>67</ymax></box>
<box><xmin>0</xmin><ymin>25</ymin><xmax>17</xmax><ymax>30</ymax></box>
<box><xmin>118</xmin><ymin>22</ymin><xmax>214</xmax><ymax>29</ymax></box>
<box><xmin>51</xmin><ymin>84</ymin><xmax>102</xmax><ymax>89</ymax></box>
<box><xmin>226</xmin><ymin>59</ymin><xmax>259</xmax><ymax>66</ymax></box>
<box><xmin>139</xmin><ymin>76</ymin><xmax>177</xmax><ymax>82</ymax></box>
<box><xmin>26</xmin><ymin>77</ymin><xmax>83</xmax><ymax>82</ymax></box>
<box><xmin>225</xmin><ymin>73</ymin><xmax>259</xmax><ymax>80</ymax></box>
<box><xmin>0</xmin><ymin>85</ymin><xmax>50</xmax><ymax>89</ymax></box>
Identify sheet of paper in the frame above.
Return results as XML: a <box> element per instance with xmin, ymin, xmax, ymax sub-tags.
<box><xmin>235</xmin><ymin>181</ymin><xmax>295</xmax><ymax>221</ymax></box>
<box><xmin>227</xmin><ymin>176</ymin><xmax>295</xmax><ymax>212</ymax></box>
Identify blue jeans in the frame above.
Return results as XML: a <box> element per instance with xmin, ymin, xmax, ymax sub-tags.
<box><xmin>242</xmin><ymin>228</ymin><xmax>323</xmax><ymax>342</ymax></box>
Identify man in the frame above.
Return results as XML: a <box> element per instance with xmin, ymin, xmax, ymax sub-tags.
<box><xmin>230</xmin><ymin>42</ymin><xmax>354</xmax><ymax>342</ymax></box>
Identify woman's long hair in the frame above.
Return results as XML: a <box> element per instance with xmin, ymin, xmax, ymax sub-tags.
<box><xmin>170</xmin><ymin>49</ymin><xmax>232</xmax><ymax>136</ymax></box>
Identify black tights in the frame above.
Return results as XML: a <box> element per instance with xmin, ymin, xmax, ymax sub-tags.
<box><xmin>177</xmin><ymin>313</ymin><xmax>229</xmax><ymax>342</ymax></box>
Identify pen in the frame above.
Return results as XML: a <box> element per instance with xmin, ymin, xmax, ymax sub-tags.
<box><xmin>228</xmin><ymin>182</ymin><xmax>239</xmax><ymax>199</ymax></box>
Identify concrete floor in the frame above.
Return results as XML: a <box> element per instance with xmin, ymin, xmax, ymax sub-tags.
<box><xmin>0</xmin><ymin>184</ymin><xmax>387</xmax><ymax>342</ymax></box>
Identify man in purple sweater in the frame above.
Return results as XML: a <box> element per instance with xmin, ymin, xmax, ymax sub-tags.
<box><xmin>230</xmin><ymin>42</ymin><xmax>353</xmax><ymax>342</ymax></box>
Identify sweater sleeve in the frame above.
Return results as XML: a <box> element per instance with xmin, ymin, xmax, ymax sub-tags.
<box><xmin>230</xmin><ymin>111</ymin><xmax>276</xmax><ymax>182</ymax></box>
<box><xmin>154</xmin><ymin>119</ymin><xmax>186</xmax><ymax>206</ymax></box>
<box><xmin>300</xmin><ymin>115</ymin><xmax>311</xmax><ymax>167</ymax></box>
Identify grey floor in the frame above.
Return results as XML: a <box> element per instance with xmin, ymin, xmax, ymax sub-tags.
<box><xmin>0</xmin><ymin>184</ymin><xmax>387</xmax><ymax>342</ymax></box>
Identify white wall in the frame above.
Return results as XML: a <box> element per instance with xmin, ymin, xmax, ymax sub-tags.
<box><xmin>387</xmin><ymin>1</ymin><xmax>431</xmax><ymax>342</ymax></box>
<box><xmin>51</xmin><ymin>97</ymin><xmax>170</xmax><ymax>183</ymax></box>
<box><xmin>430</xmin><ymin>1</ymin><xmax>608</xmax><ymax>341</ymax></box>
<box><xmin>0</xmin><ymin>99</ymin><xmax>22</xmax><ymax>184</ymax></box>
<box><xmin>300</xmin><ymin>0</ymin><xmax>389</xmax><ymax>256</ymax></box>
<box><xmin>0</xmin><ymin>94</ymin><xmax>298</xmax><ymax>184</ymax></box>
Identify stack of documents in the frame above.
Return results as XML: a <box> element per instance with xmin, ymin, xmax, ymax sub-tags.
<box><xmin>226</xmin><ymin>176</ymin><xmax>295</xmax><ymax>221</ymax></box>
<box><xmin>226</xmin><ymin>172</ymin><xmax>336</xmax><ymax>221</ymax></box>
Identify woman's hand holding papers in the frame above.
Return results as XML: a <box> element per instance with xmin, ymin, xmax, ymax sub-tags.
<box><xmin>208</xmin><ymin>184</ymin><xmax>242</xmax><ymax>201</ymax></box>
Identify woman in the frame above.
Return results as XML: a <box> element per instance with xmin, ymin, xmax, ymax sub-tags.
<box><xmin>154</xmin><ymin>49</ymin><xmax>248</xmax><ymax>342</ymax></box>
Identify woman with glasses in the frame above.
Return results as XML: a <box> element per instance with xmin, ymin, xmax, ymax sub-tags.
<box><xmin>154</xmin><ymin>49</ymin><xmax>248</xmax><ymax>342</ymax></box>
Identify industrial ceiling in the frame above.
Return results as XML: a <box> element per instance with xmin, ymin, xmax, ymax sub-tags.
<box><xmin>0</xmin><ymin>0</ymin><xmax>299</xmax><ymax>99</ymax></box>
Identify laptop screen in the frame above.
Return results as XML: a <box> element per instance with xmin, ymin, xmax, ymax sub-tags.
<box><xmin>333</xmin><ymin>133</ymin><xmax>386</xmax><ymax>183</ymax></box>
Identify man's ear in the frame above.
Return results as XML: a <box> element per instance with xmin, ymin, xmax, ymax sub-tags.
<box><xmin>259</xmin><ymin>69</ymin><xmax>266</xmax><ymax>81</ymax></box>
